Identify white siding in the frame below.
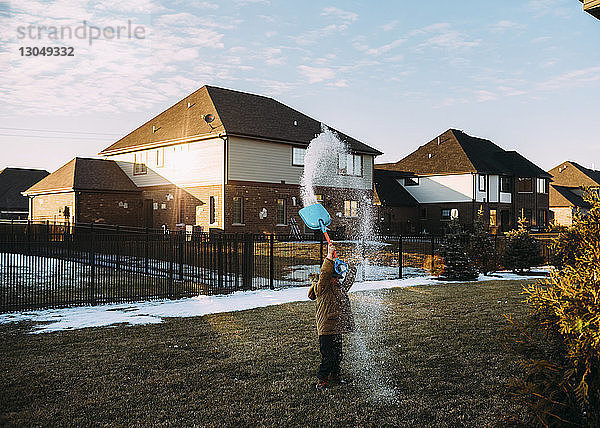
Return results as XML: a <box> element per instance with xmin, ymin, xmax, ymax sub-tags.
<box><xmin>107</xmin><ymin>139</ymin><xmax>224</xmax><ymax>187</ymax></box>
<box><xmin>227</xmin><ymin>136</ymin><xmax>373</xmax><ymax>190</ymax></box>
<box><xmin>401</xmin><ymin>174</ymin><xmax>474</xmax><ymax>203</ymax></box>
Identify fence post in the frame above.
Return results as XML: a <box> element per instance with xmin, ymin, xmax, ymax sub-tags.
<box><xmin>168</xmin><ymin>235</ymin><xmax>174</xmax><ymax>298</ymax></box>
<box><xmin>217</xmin><ymin>233</ymin><xmax>224</xmax><ymax>291</ymax></box>
<box><xmin>269</xmin><ymin>233</ymin><xmax>275</xmax><ymax>290</ymax></box>
<box><xmin>115</xmin><ymin>225</ymin><xmax>120</xmax><ymax>272</ymax></box>
<box><xmin>89</xmin><ymin>224</ymin><xmax>96</xmax><ymax>305</ymax></box>
<box><xmin>430</xmin><ymin>233</ymin><xmax>435</xmax><ymax>273</ymax></box>
<box><xmin>144</xmin><ymin>227</ymin><xmax>149</xmax><ymax>275</ymax></box>
<box><xmin>398</xmin><ymin>234</ymin><xmax>403</xmax><ymax>279</ymax></box>
<box><xmin>178</xmin><ymin>231</ymin><xmax>184</xmax><ymax>282</ymax></box>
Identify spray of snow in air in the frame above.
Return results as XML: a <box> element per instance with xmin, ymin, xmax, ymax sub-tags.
<box><xmin>300</xmin><ymin>124</ymin><xmax>348</xmax><ymax>207</ymax></box>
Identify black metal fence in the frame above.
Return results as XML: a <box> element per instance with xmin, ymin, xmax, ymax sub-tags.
<box><xmin>0</xmin><ymin>220</ymin><xmax>556</xmax><ymax>312</ymax></box>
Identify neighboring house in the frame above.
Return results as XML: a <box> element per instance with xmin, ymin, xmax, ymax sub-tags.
<box><xmin>373</xmin><ymin>169</ymin><xmax>421</xmax><ymax>234</ymax></box>
<box><xmin>98</xmin><ymin>85</ymin><xmax>382</xmax><ymax>235</ymax></box>
<box><xmin>23</xmin><ymin>158</ymin><xmax>142</xmax><ymax>226</ymax></box>
<box><xmin>580</xmin><ymin>0</ymin><xmax>600</xmax><ymax>19</ymax></box>
<box><xmin>548</xmin><ymin>161</ymin><xmax>600</xmax><ymax>226</ymax></box>
<box><xmin>376</xmin><ymin>129</ymin><xmax>551</xmax><ymax>234</ymax></box>
<box><xmin>0</xmin><ymin>167</ymin><xmax>49</xmax><ymax>220</ymax></box>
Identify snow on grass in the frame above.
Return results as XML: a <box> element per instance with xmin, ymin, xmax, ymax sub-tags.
<box><xmin>0</xmin><ymin>269</ymin><xmax>548</xmax><ymax>334</ymax></box>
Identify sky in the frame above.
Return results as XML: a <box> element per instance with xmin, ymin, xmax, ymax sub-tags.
<box><xmin>0</xmin><ymin>0</ymin><xmax>599</xmax><ymax>173</ymax></box>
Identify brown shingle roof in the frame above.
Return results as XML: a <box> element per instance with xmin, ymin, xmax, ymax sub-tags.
<box><xmin>550</xmin><ymin>185</ymin><xmax>592</xmax><ymax>208</ymax></box>
<box><xmin>24</xmin><ymin>158</ymin><xmax>139</xmax><ymax>195</ymax></box>
<box><xmin>378</xmin><ymin>129</ymin><xmax>550</xmax><ymax>177</ymax></box>
<box><xmin>99</xmin><ymin>85</ymin><xmax>382</xmax><ymax>156</ymax></box>
<box><xmin>373</xmin><ymin>169</ymin><xmax>419</xmax><ymax>207</ymax></box>
<box><xmin>548</xmin><ymin>161</ymin><xmax>600</xmax><ymax>188</ymax></box>
<box><xmin>0</xmin><ymin>168</ymin><xmax>49</xmax><ymax>210</ymax></box>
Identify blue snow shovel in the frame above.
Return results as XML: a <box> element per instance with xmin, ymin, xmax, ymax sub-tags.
<box><xmin>299</xmin><ymin>203</ymin><xmax>348</xmax><ymax>275</ymax></box>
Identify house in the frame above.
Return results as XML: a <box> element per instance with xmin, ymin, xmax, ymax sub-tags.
<box><xmin>97</xmin><ymin>85</ymin><xmax>382</xmax><ymax>235</ymax></box>
<box><xmin>23</xmin><ymin>158</ymin><xmax>142</xmax><ymax>226</ymax></box>
<box><xmin>548</xmin><ymin>161</ymin><xmax>600</xmax><ymax>226</ymax></box>
<box><xmin>376</xmin><ymin>129</ymin><xmax>551</xmax><ymax>234</ymax></box>
<box><xmin>580</xmin><ymin>0</ymin><xmax>600</xmax><ymax>19</ymax></box>
<box><xmin>373</xmin><ymin>169</ymin><xmax>421</xmax><ymax>234</ymax></box>
<box><xmin>0</xmin><ymin>167</ymin><xmax>49</xmax><ymax>220</ymax></box>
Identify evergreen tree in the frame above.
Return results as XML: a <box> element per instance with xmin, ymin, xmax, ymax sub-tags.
<box><xmin>506</xmin><ymin>189</ymin><xmax>600</xmax><ymax>426</ymax></box>
<box><xmin>468</xmin><ymin>207</ymin><xmax>496</xmax><ymax>275</ymax></box>
<box><xmin>503</xmin><ymin>217</ymin><xmax>543</xmax><ymax>273</ymax></box>
<box><xmin>438</xmin><ymin>219</ymin><xmax>478</xmax><ymax>281</ymax></box>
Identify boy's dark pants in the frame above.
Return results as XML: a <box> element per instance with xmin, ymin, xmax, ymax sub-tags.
<box><xmin>317</xmin><ymin>334</ymin><xmax>342</xmax><ymax>380</ymax></box>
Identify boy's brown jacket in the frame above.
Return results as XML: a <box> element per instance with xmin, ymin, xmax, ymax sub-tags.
<box><xmin>308</xmin><ymin>258</ymin><xmax>356</xmax><ymax>336</ymax></box>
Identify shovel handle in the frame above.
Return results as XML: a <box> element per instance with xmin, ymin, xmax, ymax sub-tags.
<box><xmin>322</xmin><ymin>230</ymin><xmax>338</xmax><ymax>259</ymax></box>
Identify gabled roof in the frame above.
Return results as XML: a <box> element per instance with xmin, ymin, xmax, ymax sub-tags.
<box><xmin>373</xmin><ymin>169</ymin><xmax>419</xmax><ymax>207</ymax></box>
<box><xmin>548</xmin><ymin>161</ymin><xmax>600</xmax><ymax>188</ymax></box>
<box><xmin>378</xmin><ymin>129</ymin><xmax>550</xmax><ymax>177</ymax></box>
<box><xmin>0</xmin><ymin>168</ymin><xmax>49</xmax><ymax>210</ymax></box>
<box><xmin>550</xmin><ymin>184</ymin><xmax>592</xmax><ymax>209</ymax></box>
<box><xmin>99</xmin><ymin>85</ymin><xmax>382</xmax><ymax>156</ymax></box>
<box><xmin>24</xmin><ymin>158</ymin><xmax>139</xmax><ymax>195</ymax></box>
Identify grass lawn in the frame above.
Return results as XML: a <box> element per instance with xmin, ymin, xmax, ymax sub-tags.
<box><xmin>0</xmin><ymin>279</ymin><xmax>537</xmax><ymax>427</ymax></box>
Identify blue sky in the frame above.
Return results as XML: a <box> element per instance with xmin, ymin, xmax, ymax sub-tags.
<box><xmin>1</xmin><ymin>0</ymin><xmax>599</xmax><ymax>172</ymax></box>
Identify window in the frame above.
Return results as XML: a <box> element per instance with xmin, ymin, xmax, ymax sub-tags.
<box><xmin>537</xmin><ymin>178</ymin><xmax>548</xmax><ymax>194</ymax></box>
<box><xmin>500</xmin><ymin>176</ymin><xmax>511</xmax><ymax>193</ymax></box>
<box><xmin>209</xmin><ymin>196</ymin><xmax>216</xmax><ymax>224</ymax></box>
<box><xmin>177</xmin><ymin>198</ymin><xmax>185</xmax><ymax>225</ymax></box>
<box><xmin>405</xmin><ymin>177</ymin><xmax>419</xmax><ymax>186</ymax></box>
<box><xmin>520</xmin><ymin>208</ymin><xmax>532</xmax><ymax>223</ymax></box>
<box><xmin>315</xmin><ymin>194</ymin><xmax>324</xmax><ymax>204</ymax></box>
<box><xmin>276</xmin><ymin>199</ymin><xmax>287</xmax><ymax>225</ymax></box>
<box><xmin>156</xmin><ymin>148</ymin><xmax>164</xmax><ymax>168</ymax></box>
<box><xmin>133</xmin><ymin>152</ymin><xmax>147</xmax><ymax>175</ymax></box>
<box><xmin>292</xmin><ymin>147</ymin><xmax>306</xmax><ymax>166</ymax></box>
<box><xmin>233</xmin><ymin>197</ymin><xmax>244</xmax><ymax>224</ymax></box>
<box><xmin>420</xmin><ymin>207</ymin><xmax>427</xmax><ymax>220</ymax></box>
<box><xmin>479</xmin><ymin>174</ymin><xmax>486</xmax><ymax>191</ymax></box>
<box><xmin>338</xmin><ymin>154</ymin><xmax>362</xmax><ymax>176</ymax></box>
<box><xmin>344</xmin><ymin>200</ymin><xmax>358</xmax><ymax>217</ymax></box>
<box><xmin>441</xmin><ymin>208</ymin><xmax>459</xmax><ymax>220</ymax></box>
<box><xmin>490</xmin><ymin>209</ymin><xmax>497</xmax><ymax>227</ymax></box>
<box><xmin>441</xmin><ymin>209</ymin><xmax>451</xmax><ymax>220</ymax></box>
<box><xmin>518</xmin><ymin>177</ymin><xmax>533</xmax><ymax>193</ymax></box>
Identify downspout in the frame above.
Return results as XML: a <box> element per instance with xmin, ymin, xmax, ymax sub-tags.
<box><xmin>221</xmin><ymin>133</ymin><xmax>228</xmax><ymax>231</ymax></box>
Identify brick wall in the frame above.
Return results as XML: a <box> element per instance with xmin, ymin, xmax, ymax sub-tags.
<box><xmin>30</xmin><ymin>192</ymin><xmax>75</xmax><ymax>223</ymax></box>
<box><xmin>77</xmin><ymin>192</ymin><xmax>142</xmax><ymax>227</ymax></box>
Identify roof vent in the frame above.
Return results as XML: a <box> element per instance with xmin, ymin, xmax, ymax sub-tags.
<box><xmin>152</xmin><ymin>125</ymin><xmax>158</xmax><ymax>133</ymax></box>
<box><xmin>437</xmin><ymin>137</ymin><xmax>441</xmax><ymax>145</ymax></box>
<box><xmin>293</xmin><ymin>120</ymin><xmax>298</xmax><ymax>126</ymax></box>
<box><xmin>187</xmin><ymin>102</ymin><xmax>194</xmax><ymax>108</ymax></box>
<box><xmin>428</xmin><ymin>153</ymin><xmax>434</xmax><ymax>159</ymax></box>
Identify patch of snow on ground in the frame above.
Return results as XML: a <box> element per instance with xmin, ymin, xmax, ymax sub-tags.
<box><xmin>0</xmin><ymin>270</ymin><xmax>547</xmax><ymax>334</ymax></box>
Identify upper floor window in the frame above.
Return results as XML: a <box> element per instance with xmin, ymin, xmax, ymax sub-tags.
<box><xmin>405</xmin><ymin>177</ymin><xmax>419</xmax><ymax>186</ymax></box>
<box><xmin>500</xmin><ymin>176</ymin><xmax>511</xmax><ymax>193</ymax></box>
<box><xmin>338</xmin><ymin>153</ymin><xmax>362</xmax><ymax>177</ymax></box>
<box><xmin>537</xmin><ymin>178</ymin><xmax>548</xmax><ymax>194</ymax></box>
<box><xmin>479</xmin><ymin>175</ymin><xmax>486</xmax><ymax>192</ymax></box>
<box><xmin>517</xmin><ymin>177</ymin><xmax>533</xmax><ymax>193</ymax></box>
<box><xmin>156</xmin><ymin>148</ymin><xmax>164</xmax><ymax>168</ymax></box>
<box><xmin>133</xmin><ymin>152</ymin><xmax>147</xmax><ymax>175</ymax></box>
<box><xmin>292</xmin><ymin>147</ymin><xmax>306</xmax><ymax>166</ymax></box>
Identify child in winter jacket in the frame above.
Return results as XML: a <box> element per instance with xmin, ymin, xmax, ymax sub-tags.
<box><xmin>308</xmin><ymin>242</ymin><xmax>357</xmax><ymax>390</ymax></box>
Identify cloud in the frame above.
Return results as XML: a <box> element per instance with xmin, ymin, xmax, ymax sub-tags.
<box><xmin>411</xmin><ymin>23</ymin><xmax>480</xmax><ymax>50</ymax></box>
<box><xmin>537</xmin><ymin>66</ymin><xmax>600</xmax><ymax>91</ymax></box>
<box><xmin>366</xmin><ymin>38</ymin><xmax>405</xmax><ymax>56</ymax></box>
<box><xmin>297</xmin><ymin>65</ymin><xmax>335</xmax><ymax>83</ymax></box>
<box><xmin>380</xmin><ymin>20</ymin><xmax>399</xmax><ymax>32</ymax></box>
<box><xmin>321</xmin><ymin>7</ymin><xmax>358</xmax><ymax>23</ymax></box>
<box><xmin>489</xmin><ymin>20</ymin><xmax>525</xmax><ymax>33</ymax></box>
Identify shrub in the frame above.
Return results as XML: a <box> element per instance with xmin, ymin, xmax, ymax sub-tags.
<box><xmin>468</xmin><ymin>207</ymin><xmax>497</xmax><ymax>275</ymax></box>
<box><xmin>505</xmin><ymin>190</ymin><xmax>600</xmax><ymax>426</ymax></box>
<box><xmin>437</xmin><ymin>219</ymin><xmax>478</xmax><ymax>281</ymax></box>
<box><xmin>503</xmin><ymin>218</ymin><xmax>544</xmax><ymax>273</ymax></box>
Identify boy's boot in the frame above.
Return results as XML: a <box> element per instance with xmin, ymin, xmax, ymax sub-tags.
<box><xmin>329</xmin><ymin>372</ymin><xmax>346</xmax><ymax>385</ymax></box>
<box><xmin>315</xmin><ymin>378</ymin><xmax>329</xmax><ymax>391</ymax></box>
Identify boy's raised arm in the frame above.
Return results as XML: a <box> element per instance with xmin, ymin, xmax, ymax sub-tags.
<box><xmin>315</xmin><ymin>243</ymin><xmax>336</xmax><ymax>296</ymax></box>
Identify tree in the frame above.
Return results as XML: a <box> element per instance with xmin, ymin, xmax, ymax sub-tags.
<box><xmin>503</xmin><ymin>217</ymin><xmax>543</xmax><ymax>273</ymax></box>
<box><xmin>437</xmin><ymin>219</ymin><xmax>478</xmax><ymax>281</ymax></box>
<box><xmin>468</xmin><ymin>207</ymin><xmax>496</xmax><ymax>275</ymax></box>
<box><xmin>506</xmin><ymin>190</ymin><xmax>600</xmax><ymax>426</ymax></box>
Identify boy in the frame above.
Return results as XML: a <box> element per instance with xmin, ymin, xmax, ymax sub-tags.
<box><xmin>308</xmin><ymin>242</ymin><xmax>357</xmax><ymax>390</ymax></box>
